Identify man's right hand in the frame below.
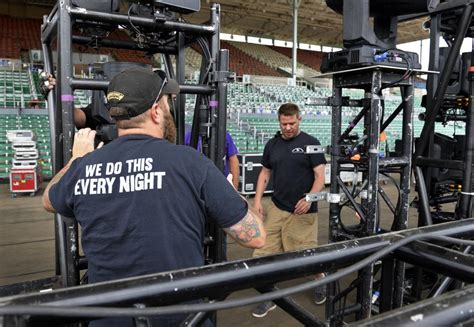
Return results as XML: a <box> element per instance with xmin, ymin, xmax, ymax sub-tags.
<box><xmin>72</xmin><ymin>128</ymin><xmax>103</xmax><ymax>160</ymax></box>
<box><xmin>253</xmin><ymin>201</ymin><xmax>264</xmax><ymax>219</ymax></box>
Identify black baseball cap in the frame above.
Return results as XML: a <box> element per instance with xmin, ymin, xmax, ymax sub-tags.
<box><xmin>106</xmin><ymin>67</ymin><xmax>179</xmax><ymax>120</ymax></box>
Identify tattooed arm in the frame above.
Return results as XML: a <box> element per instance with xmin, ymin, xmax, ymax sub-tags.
<box><xmin>42</xmin><ymin>128</ymin><xmax>101</xmax><ymax>213</ymax></box>
<box><xmin>42</xmin><ymin>159</ymin><xmax>74</xmax><ymax>213</ymax></box>
<box><xmin>224</xmin><ymin>206</ymin><xmax>266</xmax><ymax>249</ymax></box>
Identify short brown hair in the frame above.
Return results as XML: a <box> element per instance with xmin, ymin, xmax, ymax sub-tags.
<box><xmin>109</xmin><ymin>107</ymin><xmax>149</xmax><ymax>129</ymax></box>
<box><xmin>278</xmin><ymin>103</ymin><xmax>300</xmax><ymax>117</ymax></box>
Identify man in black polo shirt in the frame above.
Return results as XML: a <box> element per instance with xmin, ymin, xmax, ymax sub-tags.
<box><xmin>251</xmin><ymin>103</ymin><xmax>327</xmax><ymax>318</ymax></box>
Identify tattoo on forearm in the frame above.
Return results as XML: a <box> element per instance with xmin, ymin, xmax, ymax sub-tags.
<box><xmin>228</xmin><ymin>214</ymin><xmax>261</xmax><ymax>243</ymax></box>
<box><xmin>46</xmin><ymin>162</ymin><xmax>72</xmax><ymax>193</ymax></box>
<box><xmin>49</xmin><ymin>171</ymin><xmax>65</xmax><ymax>186</ymax></box>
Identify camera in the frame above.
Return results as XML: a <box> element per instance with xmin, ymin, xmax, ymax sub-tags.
<box><xmin>40</xmin><ymin>61</ymin><xmax>151</xmax><ymax>145</ymax></box>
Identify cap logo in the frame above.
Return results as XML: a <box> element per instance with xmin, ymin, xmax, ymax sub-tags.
<box><xmin>107</xmin><ymin>91</ymin><xmax>125</xmax><ymax>102</ymax></box>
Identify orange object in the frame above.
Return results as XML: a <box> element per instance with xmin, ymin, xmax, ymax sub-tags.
<box><xmin>351</xmin><ymin>154</ymin><xmax>361</xmax><ymax>161</ymax></box>
<box><xmin>380</xmin><ymin>131</ymin><xmax>387</xmax><ymax>141</ymax></box>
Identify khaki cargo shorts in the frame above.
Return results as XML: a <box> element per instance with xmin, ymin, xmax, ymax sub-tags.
<box><xmin>253</xmin><ymin>200</ymin><xmax>319</xmax><ymax>258</ymax></box>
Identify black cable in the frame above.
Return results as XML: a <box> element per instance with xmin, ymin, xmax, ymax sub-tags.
<box><xmin>196</xmin><ymin>37</ymin><xmax>212</xmax><ymax>84</ymax></box>
<box><xmin>380</xmin><ymin>49</ymin><xmax>414</xmax><ymax>91</ymax></box>
<box><xmin>127</xmin><ymin>6</ymin><xmax>143</xmax><ymax>36</ymax></box>
<box><xmin>380</xmin><ymin>172</ymin><xmax>401</xmax><ymax>216</ymax></box>
<box><xmin>127</xmin><ymin>6</ymin><xmax>148</xmax><ymax>48</ymax></box>
<box><xmin>338</xmin><ymin>178</ymin><xmax>367</xmax><ymax>234</ymax></box>
<box><xmin>0</xmin><ymin>234</ymin><xmax>472</xmax><ymax>317</ymax></box>
<box><xmin>381</xmin><ymin>56</ymin><xmax>411</xmax><ymax>91</ymax></box>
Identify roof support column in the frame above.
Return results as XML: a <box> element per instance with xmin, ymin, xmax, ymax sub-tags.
<box><xmin>291</xmin><ymin>0</ymin><xmax>300</xmax><ymax>85</ymax></box>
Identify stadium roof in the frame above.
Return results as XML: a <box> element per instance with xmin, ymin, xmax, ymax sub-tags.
<box><xmin>189</xmin><ymin>0</ymin><xmax>429</xmax><ymax>46</ymax></box>
<box><xmin>18</xmin><ymin>0</ymin><xmax>429</xmax><ymax>46</ymax></box>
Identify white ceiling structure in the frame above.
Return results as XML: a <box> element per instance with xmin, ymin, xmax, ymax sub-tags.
<box><xmin>187</xmin><ymin>0</ymin><xmax>429</xmax><ymax>46</ymax></box>
<box><xmin>17</xmin><ymin>0</ymin><xmax>430</xmax><ymax>46</ymax></box>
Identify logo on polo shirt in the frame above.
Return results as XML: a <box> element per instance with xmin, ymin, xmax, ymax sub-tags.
<box><xmin>292</xmin><ymin>147</ymin><xmax>304</xmax><ymax>154</ymax></box>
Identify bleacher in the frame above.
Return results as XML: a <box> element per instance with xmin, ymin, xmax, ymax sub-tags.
<box><xmin>0</xmin><ymin>14</ymin><xmax>454</xmax><ymax>180</ymax></box>
<box><xmin>222</xmin><ymin>83</ymin><xmax>433</xmax><ymax>154</ymax></box>
<box><xmin>271</xmin><ymin>46</ymin><xmax>325</xmax><ymax>72</ymax></box>
<box><xmin>183</xmin><ymin>81</ymin><xmax>432</xmax><ymax>155</ymax></box>
<box><xmin>99</xmin><ymin>30</ymin><xmax>153</xmax><ymax>65</ymax></box>
<box><xmin>0</xmin><ymin>15</ymin><xmax>42</xmax><ymax>58</ymax></box>
<box><xmin>185</xmin><ymin>47</ymin><xmax>203</xmax><ymax>72</ymax></box>
<box><xmin>230</xmin><ymin>41</ymin><xmax>319</xmax><ymax>78</ymax></box>
<box><xmin>221</xmin><ymin>41</ymin><xmax>283</xmax><ymax>77</ymax></box>
<box><xmin>0</xmin><ymin>70</ymin><xmax>37</xmax><ymax>109</ymax></box>
<box><xmin>0</xmin><ymin>72</ymin><xmax>454</xmax><ymax>180</ymax></box>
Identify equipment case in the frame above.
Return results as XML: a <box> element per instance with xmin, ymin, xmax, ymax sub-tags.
<box><xmin>237</xmin><ymin>154</ymin><xmax>274</xmax><ymax>195</ymax></box>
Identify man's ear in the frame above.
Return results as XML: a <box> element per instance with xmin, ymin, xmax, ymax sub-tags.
<box><xmin>150</xmin><ymin>103</ymin><xmax>161</xmax><ymax>124</ymax></box>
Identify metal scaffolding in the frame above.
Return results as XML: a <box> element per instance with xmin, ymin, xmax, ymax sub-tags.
<box><xmin>319</xmin><ymin>65</ymin><xmax>416</xmax><ymax>324</ymax></box>
<box><xmin>39</xmin><ymin>0</ymin><xmax>230</xmax><ymax>290</ymax></box>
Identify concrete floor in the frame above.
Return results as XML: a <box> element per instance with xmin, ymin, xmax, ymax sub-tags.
<box><xmin>0</xmin><ymin>180</ymin><xmax>421</xmax><ymax>326</ymax></box>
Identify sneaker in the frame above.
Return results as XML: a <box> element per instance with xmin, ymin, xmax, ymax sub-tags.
<box><xmin>252</xmin><ymin>301</ymin><xmax>277</xmax><ymax>318</ymax></box>
<box><xmin>314</xmin><ymin>275</ymin><xmax>327</xmax><ymax>305</ymax></box>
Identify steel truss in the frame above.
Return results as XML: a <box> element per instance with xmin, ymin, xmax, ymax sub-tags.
<box><xmin>0</xmin><ymin>219</ymin><xmax>472</xmax><ymax>326</ymax></box>
<box><xmin>411</xmin><ymin>1</ymin><xmax>474</xmax><ymax>303</ymax></box>
<box><xmin>352</xmin><ymin>284</ymin><xmax>474</xmax><ymax>326</ymax></box>
<box><xmin>319</xmin><ymin>65</ymin><xmax>417</xmax><ymax>324</ymax></box>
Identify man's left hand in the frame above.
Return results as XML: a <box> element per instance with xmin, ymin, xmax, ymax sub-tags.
<box><xmin>294</xmin><ymin>197</ymin><xmax>311</xmax><ymax>215</ymax></box>
<box><xmin>72</xmin><ymin>128</ymin><xmax>103</xmax><ymax>160</ymax></box>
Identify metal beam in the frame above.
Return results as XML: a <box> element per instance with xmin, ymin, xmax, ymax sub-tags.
<box><xmin>394</xmin><ymin>241</ymin><xmax>474</xmax><ymax>282</ymax></box>
<box><xmin>352</xmin><ymin>285</ymin><xmax>474</xmax><ymax>326</ymax></box>
<box><xmin>0</xmin><ymin>219</ymin><xmax>472</xmax><ymax>322</ymax></box>
<box><xmin>69</xmin><ymin>8</ymin><xmax>216</xmax><ymax>35</ymax></box>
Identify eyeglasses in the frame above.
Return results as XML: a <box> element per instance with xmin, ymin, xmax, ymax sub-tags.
<box><xmin>153</xmin><ymin>70</ymin><xmax>168</xmax><ymax>104</ymax></box>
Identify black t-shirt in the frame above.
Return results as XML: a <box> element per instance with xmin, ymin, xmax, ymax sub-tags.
<box><xmin>262</xmin><ymin>131</ymin><xmax>326</xmax><ymax>213</ymax></box>
<box><xmin>49</xmin><ymin>134</ymin><xmax>247</xmax><ymax>284</ymax></box>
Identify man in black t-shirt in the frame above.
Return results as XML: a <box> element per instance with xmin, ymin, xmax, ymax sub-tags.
<box><xmin>42</xmin><ymin>68</ymin><xmax>265</xmax><ymax>327</ymax></box>
<box><xmin>251</xmin><ymin>103</ymin><xmax>327</xmax><ymax>318</ymax></box>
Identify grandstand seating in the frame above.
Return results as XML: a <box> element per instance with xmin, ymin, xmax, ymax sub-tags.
<box><xmin>184</xmin><ymin>46</ymin><xmax>203</xmax><ymax>71</ymax></box>
<box><xmin>0</xmin><ymin>15</ymin><xmax>153</xmax><ymax>65</ymax></box>
<box><xmin>0</xmin><ymin>15</ymin><xmax>457</xmax><ymax>178</ymax></box>
<box><xmin>99</xmin><ymin>30</ymin><xmax>153</xmax><ymax>65</ymax></box>
<box><xmin>227</xmin><ymin>83</ymin><xmax>277</xmax><ymax>114</ymax></box>
<box><xmin>0</xmin><ymin>15</ymin><xmax>42</xmax><ymax>58</ymax></box>
<box><xmin>183</xmin><ymin>81</ymin><xmax>432</xmax><ymax>154</ymax></box>
<box><xmin>0</xmin><ymin>70</ymin><xmax>37</xmax><ymax>109</ymax></box>
<box><xmin>0</xmin><ymin>15</ymin><xmax>321</xmax><ymax>78</ymax></box>
<box><xmin>271</xmin><ymin>46</ymin><xmax>325</xmax><ymax>72</ymax></box>
<box><xmin>229</xmin><ymin>41</ymin><xmax>319</xmax><ymax>78</ymax></box>
<box><xmin>221</xmin><ymin>41</ymin><xmax>283</xmax><ymax>77</ymax></box>
<box><xmin>0</xmin><ymin>77</ymin><xmax>459</xmax><ymax>182</ymax></box>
